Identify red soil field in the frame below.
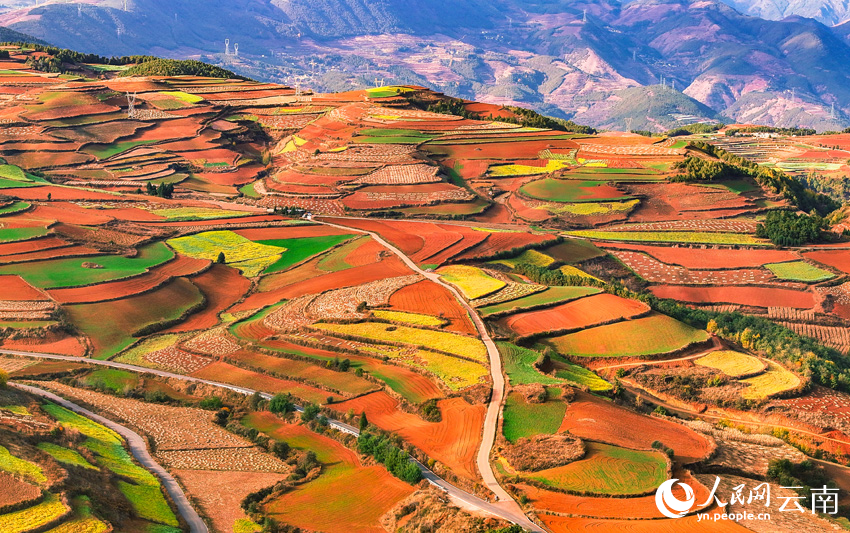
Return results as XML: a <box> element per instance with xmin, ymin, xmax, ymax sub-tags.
<box><xmin>456</xmin><ymin>231</ymin><xmax>558</xmax><ymax>261</ymax></box>
<box><xmin>174</xmin><ymin>470</ymin><xmax>287</xmax><ymax>533</ymax></box>
<box><xmin>558</xmin><ymin>391</ymin><xmax>713</xmax><ymax>463</ymax></box>
<box><xmin>804</xmin><ymin>250</ymin><xmax>850</xmax><ymax>275</ymax></box>
<box><xmin>4</xmin><ymin>151</ymin><xmax>93</xmax><ymax>168</ymax></box>
<box><xmin>0</xmin><ymin>236</ymin><xmax>68</xmax><ymax>257</ymax></box>
<box><xmin>0</xmin><ymin>244</ymin><xmax>101</xmax><ymax>265</ymax></box>
<box><xmin>426</xmin><ymin>229</ymin><xmax>488</xmax><ymax>265</ymax></box>
<box><xmin>128</xmin><ymin>118</ymin><xmax>201</xmax><ymax>141</ymax></box>
<box><xmin>47</xmin><ymin>255</ymin><xmax>210</xmax><ymax>304</ymax></box>
<box><xmin>508</xmin><ymin>194</ymin><xmax>552</xmax><ymax>222</ymax></box>
<box><xmin>577</xmin><ymin>183</ymin><xmax>629</xmax><ymax>200</ymax></box>
<box><xmin>322</xmin><ymin>218</ymin><xmax>425</xmax><ymax>256</ymax></box>
<box><xmin>499</xmin><ymin>294</ymin><xmax>649</xmax><ymax>337</ymax></box>
<box><xmin>0</xmin><ymin>274</ymin><xmax>46</xmax><ymax>300</ymax></box>
<box><xmin>197</xmin><ymin>165</ymin><xmax>264</xmax><ymax>187</ymax></box>
<box><xmin>388</xmin><ymin>279</ymin><xmax>477</xmax><ymax>335</ymax></box>
<box><xmin>235</xmin><ymin>225</ymin><xmax>355</xmax><ymax>241</ymax></box>
<box><xmin>650</xmin><ymin>285</ymin><xmax>815</xmax><ymax>309</ymax></box>
<box><xmin>0</xmin><ymin>186</ymin><xmax>121</xmax><ymax>201</ymax></box>
<box><xmin>540</xmin><ymin>513</ymin><xmax>751</xmax><ymax>533</ymax></box>
<box><xmin>329</xmin><ymin>392</ymin><xmax>485</xmax><ymax>480</ymax></box>
<box><xmin>144</xmin><ymin>214</ymin><xmax>283</xmax><ymax>227</ymax></box>
<box><xmin>518</xmin><ymin>468</ymin><xmax>709</xmax><ymax>519</ymax></box>
<box><xmin>2</xmin><ymin>334</ymin><xmax>86</xmax><ymax>357</ymax></box>
<box><xmin>255</xmin><ymin>256</ymin><xmax>324</xmax><ymax>294</ymax></box>
<box><xmin>95</xmin><ymin>207</ymin><xmax>166</xmax><ymax>222</ymax></box>
<box><xmin>0</xmin><ymin>472</ymin><xmax>40</xmax><ymax>509</ymax></box>
<box><xmin>426</xmin><ymin>138</ymin><xmax>579</xmax><ymax>160</ymax></box>
<box><xmin>168</xmin><ymin>265</ymin><xmax>251</xmax><ymax>332</ymax></box>
<box><xmin>237</xmin><ymin>257</ymin><xmax>411</xmax><ymax>312</ymax></box>
<box><xmin>598</xmin><ymin>242</ymin><xmax>799</xmax><ymax>269</ymax></box>
<box><xmin>472</xmin><ymin>202</ymin><xmax>514</xmax><ymax>225</ymax></box>
<box><xmin>343</xmin><ymin>238</ymin><xmax>386</xmax><ymax>267</ymax></box>
<box><xmin>22</xmin><ymin>204</ymin><xmax>115</xmax><ymax>225</ymax></box>
<box><xmin>342</xmin><ymin>183</ymin><xmax>469</xmax><ymax>210</ymax></box>
<box><xmin>191</xmin><ymin>362</ymin><xmax>342</xmax><ymax>404</ymax></box>
<box><xmin>410</xmin><ymin>230</ymin><xmax>463</xmax><ymax>263</ymax></box>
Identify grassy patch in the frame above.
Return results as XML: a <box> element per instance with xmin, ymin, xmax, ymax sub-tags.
<box><xmin>150</xmin><ymin>207</ymin><xmax>252</xmax><ymax>221</ymax></box>
<box><xmin>547</xmin><ymin>313</ymin><xmax>709</xmax><ymax>358</ymax></box>
<box><xmin>528</xmin><ymin>442</ymin><xmax>667</xmax><ymax>496</ymax></box>
<box><xmin>488</xmin><ymin>160</ymin><xmax>571</xmax><ymax>177</ymax></box>
<box><xmin>37</xmin><ymin>443</ymin><xmax>98</xmax><ymax>470</ymax></box>
<box><xmin>83</xmin><ymin>140</ymin><xmax>158</xmax><ymax>159</ymax></box>
<box><xmin>0</xmin><ymin>492</ymin><xmax>67</xmax><ymax>533</ymax></box>
<box><xmin>502</xmin><ymin>388</ymin><xmax>566</xmax><ymax>443</ymax></box>
<box><xmin>79</xmin><ymin>368</ymin><xmax>140</xmax><ymax>393</ymax></box>
<box><xmin>0</xmin><ymin>242</ymin><xmax>174</xmax><ymax>288</ymax></box>
<box><xmin>0</xmin><ymin>201</ymin><xmax>31</xmax><ymax>215</ymax></box>
<box><xmin>766</xmin><ymin>261</ymin><xmax>835</xmax><ymax>282</ymax></box>
<box><xmin>480</xmin><ymin>286</ymin><xmax>601</xmax><ymax>317</ymax></box>
<box><xmin>0</xmin><ymin>445</ymin><xmax>47</xmax><ymax>483</ymax></box>
<box><xmin>0</xmin><ymin>226</ymin><xmax>48</xmax><ymax>242</ymax></box>
<box><xmin>554</xmin><ymin>364</ymin><xmax>612</xmax><ymax>392</ymax></box>
<box><xmin>489</xmin><ymin>249</ymin><xmax>554</xmax><ymax>269</ymax></box>
<box><xmin>521</xmin><ymin>178</ymin><xmax>632</xmax><ymax>203</ymax></box>
<box><xmin>168</xmin><ymin>231</ymin><xmax>281</xmax><ymax>277</ymax></box>
<box><xmin>258</xmin><ymin>235</ymin><xmax>353</xmax><ymax>274</ymax></box>
<box><xmin>497</xmin><ymin>342</ymin><xmax>562</xmax><ymax>386</ymax></box>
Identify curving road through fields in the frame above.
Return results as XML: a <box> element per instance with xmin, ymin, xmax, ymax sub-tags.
<box><xmin>315</xmin><ymin>217</ymin><xmax>542</xmax><ymax>532</ymax></box>
<box><xmin>10</xmin><ymin>382</ymin><xmax>208</xmax><ymax>533</ymax></box>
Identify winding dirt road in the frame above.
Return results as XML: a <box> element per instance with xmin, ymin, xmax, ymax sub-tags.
<box><xmin>11</xmin><ymin>382</ymin><xmax>208</xmax><ymax>533</ymax></box>
<box><xmin>315</xmin><ymin>217</ymin><xmax>542</xmax><ymax>531</ymax></box>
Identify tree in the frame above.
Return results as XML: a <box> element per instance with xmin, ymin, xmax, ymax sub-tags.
<box><xmin>359</xmin><ymin>412</ymin><xmax>369</xmax><ymax>432</ymax></box>
<box><xmin>216</xmin><ymin>251</ymin><xmax>226</xmax><ymax>264</ymax></box>
<box><xmin>269</xmin><ymin>393</ymin><xmax>294</xmax><ymax>414</ymax></box>
<box><xmin>248</xmin><ymin>391</ymin><xmax>263</xmax><ymax>411</ymax></box>
<box><xmin>301</xmin><ymin>403</ymin><xmax>320</xmax><ymax>422</ymax></box>
<box><xmin>199</xmin><ymin>396</ymin><xmax>223</xmax><ymax>410</ymax></box>
<box><xmin>0</xmin><ymin>369</ymin><xmax>7</xmax><ymax>388</ymax></box>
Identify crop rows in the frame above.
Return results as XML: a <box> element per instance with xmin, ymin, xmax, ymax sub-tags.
<box><xmin>360</xmin><ymin>188</ymin><xmax>473</xmax><ymax>202</ymax></box>
<box><xmin>778</xmin><ymin>322</ymin><xmax>850</xmax><ymax>353</ymax></box>
<box><xmin>471</xmin><ymin>282</ymin><xmax>547</xmax><ymax>308</ymax></box>
<box><xmin>767</xmin><ymin>307</ymin><xmax>819</xmax><ymax>322</ymax></box>
<box><xmin>612</xmin><ymin>251</ymin><xmax>773</xmax><ymax>285</ymax></box>
<box><xmin>356</xmin><ymin>164</ymin><xmax>441</xmax><ymax>185</ymax></box>
<box><xmin>305</xmin><ymin>275</ymin><xmax>421</xmax><ymax>320</ymax></box>
<box><xmin>579</xmin><ymin>143</ymin><xmax>682</xmax><ymax>156</ymax></box>
<box><xmin>157</xmin><ymin>448</ymin><xmax>288</xmax><ymax>472</ymax></box>
<box><xmin>144</xmin><ymin>344</ymin><xmax>213</xmax><ymax>374</ymax></box>
<box><xmin>607</xmin><ymin>219</ymin><xmax>759</xmax><ymax>233</ymax></box>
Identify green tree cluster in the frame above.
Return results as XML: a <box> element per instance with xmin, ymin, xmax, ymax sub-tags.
<box><xmin>145</xmin><ymin>182</ymin><xmax>174</xmax><ymax>198</ymax></box>
<box><xmin>670</xmin><ymin>156</ymin><xmax>738</xmax><ymax>182</ymax></box>
<box><xmin>357</xmin><ymin>432</ymin><xmax>422</xmax><ymax>483</ymax></box>
<box><xmin>120</xmin><ymin>58</ymin><xmax>247</xmax><ymax>79</ymax></box>
<box><xmin>755</xmin><ymin>210</ymin><xmax>827</xmax><ymax>246</ymax></box>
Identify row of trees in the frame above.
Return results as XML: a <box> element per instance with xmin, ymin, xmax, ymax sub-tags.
<box><xmin>357</xmin><ymin>432</ymin><xmax>422</xmax><ymax>483</ymax></box>
<box><xmin>120</xmin><ymin>58</ymin><xmax>247</xmax><ymax>79</ymax></box>
<box><xmin>145</xmin><ymin>182</ymin><xmax>174</xmax><ymax>198</ymax></box>
<box><xmin>725</xmin><ymin>126</ymin><xmax>817</xmax><ymax>137</ymax></box>
<box><xmin>755</xmin><ymin>210</ymin><xmax>827</xmax><ymax>246</ymax></box>
<box><xmin>670</xmin><ymin>156</ymin><xmax>738</xmax><ymax>182</ymax></box>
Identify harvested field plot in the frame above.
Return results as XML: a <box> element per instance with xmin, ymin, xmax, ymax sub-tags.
<box><xmin>559</xmin><ymin>391</ymin><xmax>712</xmax><ymax>462</ymax></box>
<box><xmin>612</xmin><ymin>251</ymin><xmax>773</xmax><ymax>285</ymax></box>
<box><xmin>650</xmin><ymin>285</ymin><xmax>815</xmax><ymax>309</ymax></box>
<box><xmin>489</xmin><ymin>249</ymin><xmax>554</xmax><ymax>269</ymax></box>
<box><xmin>599</xmin><ymin>242</ymin><xmax>799</xmax><ymax>269</ymax></box>
<box><xmin>470</xmin><ymin>281</ymin><xmax>546</xmax><ymax>308</ymax></box>
<box><xmin>389</xmin><ymin>279</ymin><xmax>477</xmax><ymax>335</ymax></box>
<box><xmin>695</xmin><ymin>351</ymin><xmax>766</xmax><ymax>378</ymax></box>
<box><xmin>804</xmin><ymin>250</ymin><xmax>850</xmax><ymax>275</ymax></box>
<box><xmin>521</xmin><ymin>178</ymin><xmax>632</xmax><ymax>203</ymax></box>
<box><xmin>0</xmin><ymin>275</ymin><xmax>45</xmax><ymax>300</ymax></box>
<box><xmin>740</xmin><ymin>362</ymin><xmax>801</xmax><ymax>400</ymax></box>
<box><xmin>529</xmin><ymin>442</ymin><xmax>667</xmax><ymax>496</ymax></box>
<box><xmin>499</xmin><ymin>293</ymin><xmax>649</xmax><ymax>337</ymax></box>
<box><xmin>572</xmin><ymin>230</ymin><xmax>765</xmax><ymax>246</ymax></box>
<box><xmin>547</xmin><ymin>313</ymin><xmax>709</xmax><ymax>358</ymax></box>
<box><xmin>191</xmin><ymin>361</ymin><xmax>341</xmax><ymax>404</ymax></box>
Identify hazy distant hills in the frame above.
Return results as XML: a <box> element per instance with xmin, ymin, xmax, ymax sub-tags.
<box><xmin>716</xmin><ymin>0</ymin><xmax>850</xmax><ymax>26</ymax></box>
<box><xmin>4</xmin><ymin>0</ymin><xmax>850</xmax><ymax>131</ymax></box>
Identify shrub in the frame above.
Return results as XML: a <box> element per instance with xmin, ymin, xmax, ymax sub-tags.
<box><xmin>0</xmin><ymin>369</ymin><xmax>7</xmax><ymax>388</ymax></box>
<box><xmin>269</xmin><ymin>393</ymin><xmax>294</xmax><ymax>415</ymax></box>
<box><xmin>301</xmin><ymin>403</ymin><xmax>320</xmax><ymax>422</ymax></box>
<box><xmin>199</xmin><ymin>396</ymin><xmax>223</xmax><ymax>410</ymax></box>
<box><xmin>358</xmin><ymin>432</ymin><xmax>422</xmax><ymax>483</ymax></box>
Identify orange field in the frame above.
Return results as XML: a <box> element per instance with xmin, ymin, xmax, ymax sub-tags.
<box><xmin>234</xmin><ymin>225</ymin><xmax>354</xmax><ymax>240</ymax></box>
<box><xmin>0</xmin><ymin>274</ymin><xmax>46</xmax><ymax>300</ymax></box>
<box><xmin>499</xmin><ymin>293</ymin><xmax>649</xmax><ymax>337</ymax></box>
<box><xmin>191</xmin><ymin>361</ymin><xmax>343</xmax><ymax>404</ymax></box>
<box><xmin>599</xmin><ymin>242</ymin><xmax>800</xmax><ymax>269</ymax></box>
<box><xmin>804</xmin><ymin>250</ymin><xmax>850</xmax><ymax>275</ymax></box>
<box><xmin>650</xmin><ymin>285</ymin><xmax>815</xmax><ymax>309</ymax></box>
<box><xmin>330</xmin><ymin>391</ymin><xmax>484</xmax><ymax>480</ymax></box>
<box><xmin>168</xmin><ymin>265</ymin><xmax>250</xmax><ymax>332</ymax></box>
<box><xmin>388</xmin><ymin>279</ymin><xmax>476</xmax><ymax>335</ymax></box>
<box><xmin>559</xmin><ymin>392</ymin><xmax>712</xmax><ymax>463</ymax></box>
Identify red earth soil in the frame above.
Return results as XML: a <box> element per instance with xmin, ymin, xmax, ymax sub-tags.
<box><xmin>343</xmin><ymin>238</ymin><xmax>386</xmax><ymax>267</ymax></box>
<box><xmin>0</xmin><ymin>236</ymin><xmax>68</xmax><ymax>257</ymax></box>
<box><xmin>558</xmin><ymin>391</ymin><xmax>713</xmax><ymax>463</ymax></box>
<box><xmin>649</xmin><ymin>285</ymin><xmax>815</xmax><ymax>309</ymax></box>
<box><xmin>426</xmin><ymin>138</ymin><xmax>579</xmax><ymax>160</ymax></box>
<box><xmin>47</xmin><ymin>255</ymin><xmax>211</xmax><ymax>304</ymax></box>
<box><xmin>329</xmin><ymin>391</ymin><xmax>484</xmax><ymax>480</ymax></box>
<box><xmin>196</xmin><ymin>165</ymin><xmax>264</xmax><ymax>187</ymax></box>
<box><xmin>472</xmin><ymin>202</ymin><xmax>514</xmax><ymax>225</ymax></box>
<box><xmin>254</xmin><ymin>256</ymin><xmax>324</xmax><ymax>295</ymax></box>
<box><xmin>234</xmin><ymin>225</ymin><xmax>355</xmax><ymax>241</ymax></box>
<box><xmin>2</xmin><ymin>334</ymin><xmax>86</xmax><ymax>357</ymax></box>
<box><xmin>499</xmin><ymin>294</ymin><xmax>650</xmax><ymax>337</ymax></box>
<box><xmin>21</xmin><ymin>204</ymin><xmax>116</xmax><ymax>225</ymax></box>
<box><xmin>5</xmin><ymin>151</ymin><xmax>93</xmax><ymax>168</ymax></box>
<box><xmin>427</xmin><ymin>229</ymin><xmax>489</xmax><ymax>265</ymax></box>
<box><xmin>388</xmin><ymin>279</ymin><xmax>477</xmax><ymax>336</ymax></box>
<box><xmin>456</xmin><ymin>231</ymin><xmax>558</xmax><ymax>261</ymax></box>
<box><xmin>0</xmin><ymin>274</ymin><xmax>46</xmax><ymax>300</ymax></box>
<box><xmin>0</xmin><ymin>186</ymin><xmax>121</xmax><ymax>201</ymax></box>
<box><xmin>191</xmin><ymin>362</ymin><xmax>343</xmax><ymax>404</ymax></box>
<box><xmin>234</xmin><ymin>257</ymin><xmax>411</xmax><ymax>312</ymax></box>
<box><xmin>803</xmin><ymin>250</ymin><xmax>850</xmax><ymax>275</ymax></box>
<box><xmin>410</xmin><ymin>229</ymin><xmax>463</xmax><ymax>263</ymax></box>
<box><xmin>598</xmin><ymin>242</ymin><xmax>800</xmax><ymax>269</ymax></box>
<box><xmin>143</xmin><ymin>214</ymin><xmax>284</xmax><ymax>227</ymax></box>
<box><xmin>508</xmin><ymin>194</ymin><xmax>552</xmax><ymax>222</ymax></box>
<box><xmin>322</xmin><ymin>218</ymin><xmax>425</xmax><ymax>256</ymax></box>
<box><xmin>576</xmin><ymin>184</ymin><xmax>629</xmax><ymax>200</ymax></box>
<box><xmin>167</xmin><ymin>265</ymin><xmax>251</xmax><ymax>332</ymax></box>
<box><xmin>94</xmin><ymin>207</ymin><xmax>166</xmax><ymax>222</ymax></box>
<box><xmin>0</xmin><ymin>245</ymin><xmax>101</xmax><ymax>266</ymax></box>
<box><xmin>517</xmin><ymin>468</ymin><xmax>710</xmax><ymax>519</ymax></box>
<box><xmin>540</xmin><ymin>513</ymin><xmax>752</xmax><ymax>532</ymax></box>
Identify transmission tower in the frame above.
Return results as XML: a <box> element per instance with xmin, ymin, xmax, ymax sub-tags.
<box><xmin>625</xmin><ymin>117</ymin><xmax>634</xmax><ymax>132</ymax></box>
<box><xmin>234</xmin><ymin>43</ymin><xmax>239</xmax><ymax>57</ymax></box>
<box><xmin>126</xmin><ymin>92</ymin><xmax>137</xmax><ymax>119</ymax></box>
<box><xmin>78</xmin><ymin>3</ymin><xmax>81</xmax><ymax>16</ymax></box>
<box><xmin>583</xmin><ymin>9</ymin><xmax>587</xmax><ymax>23</ymax></box>
<box><xmin>123</xmin><ymin>0</ymin><xmax>127</xmax><ymax>12</ymax></box>
<box><xmin>225</xmin><ymin>39</ymin><xmax>230</xmax><ymax>56</ymax></box>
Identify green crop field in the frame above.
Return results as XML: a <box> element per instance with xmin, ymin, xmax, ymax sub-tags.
<box><xmin>695</xmin><ymin>350</ymin><xmax>765</xmax><ymax>378</ymax></box>
<box><xmin>543</xmin><ymin>239</ymin><xmax>606</xmax><ymax>263</ymax></box>
<box><xmin>490</xmin><ymin>249</ymin><xmax>555</xmax><ymax>269</ymax></box>
<box><xmin>168</xmin><ymin>230</ymin><xmax>282</xmax><ymax>277</ymax></box>
<box><xmin>554</xmin><ymin>364</ymin><xmax>612</xmax><ymax>392</ymax></box>
<box><xmin>0</xmin><ymin>242</ymin><xmax>174</xmax><ymax>288</ymax></box>
<box><xmin>497</xmin><ymin>342</ymin><xmax>562</xmax><ymax>386</ymax></box>
<box><xmin>258</xmin><ymin>235</ymin><xmax>353</xmax><ymax>273</ymax></box>
<box><xmin>0</xmin><ymin>492</ymin><xmax>67</xmax><ymax>533</ymax></box>
<box><xmin>529</xmin><ymin>442</ymin><xmax>667</xmax><ymax>495</ymax></box>
<box><xmin>0</xmin><ymin>226</ymin><xmax>48</xmax><ymax>242</ymax></box>
<box><xmin>697</xmin><ymin>180</ymin><xmax>759</xmax><ymax>194</ymax></box>
<box><xmin>83</xmin><ymin>140</ymin><xmax>158</xmax><ymax>159</ymax></box>
<box><xmin>37</xmin><ymin>443</ymin><xmax>98</xmax><ymax>470</ymax></box>
<box><xmin>520</xmin><ymin>178</ymin><xmax>633</xmax><ymax>203</ymax></box>
<box><xmin>480</xmin><ymin>286</ymin><xmax>602</xmax><ymax>317</ymax></box>
<box><xmin>0</xmin><ymin>201</ymin><xmax>30</xmax><ymax>215</ymax></box>
<box><xmin>502</xmin><ymin>387</ymin><xmax>567</xmax><ymax>443</ymax></box>
<box><xmin>568</xmin><ymin>229</ymin><xmax>767</xmax><ymax>246</ymax></box>
<box><xmin>159</xmin><ymin>91</ymin><xmax>204</xmax><ymax>104</ymax></box>
<box><xmin>547</xmin><ymin>313</ymin><xmax>709</xmax><ymax>358</ymax></box>
<box><xmin>488</xmin><ymin>160</ymin><xmax>571</xmax><ymax>177</ymax></box>
<box><xmin>0</xmin><ymin>445</ymin><xmax>47</xmax><ymax>483</ymax></box>
<box><xmin>150</xmin><ymin>207</ymin><xmax>252</xmax><ymax>221</ymax></box>
<box><xmin>766</xmin><ymin>261</ymin><xmax>835</xmax><ymax>282</ymax></box>
<box><xmin>79</xmin><ymin>368</ymin><xmax>140</xmax><ymax>393</ymax></box>
<box><xmin>316</xmin><ymin>236</ymin><xmax>368</xmax><ymax>272</ymax></box>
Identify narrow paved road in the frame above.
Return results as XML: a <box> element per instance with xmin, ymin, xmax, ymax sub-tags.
<box><xmin>316</xmin><ymin>217</ymin><xmax>543</xmax><ymax>532</ymax></box>
<box><xmin>11</xmin><ymin>382</ymin><xmax>208</xmax><ymax>533</ymax></box>
<box><xmin>2</xmin><ymin>348</ymin><xmax>540</xmax><ymax>531</ymax></box>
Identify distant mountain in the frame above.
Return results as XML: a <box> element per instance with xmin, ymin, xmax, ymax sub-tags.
<box><xmin>2</xmin><ymin>0</ymin><xmax>850</xmax><ymax>131</ymax></box>
<box><xmin>716</xmin><ymin>0</ymin><xmax>850</xmax><ymax>26</ymax></box>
